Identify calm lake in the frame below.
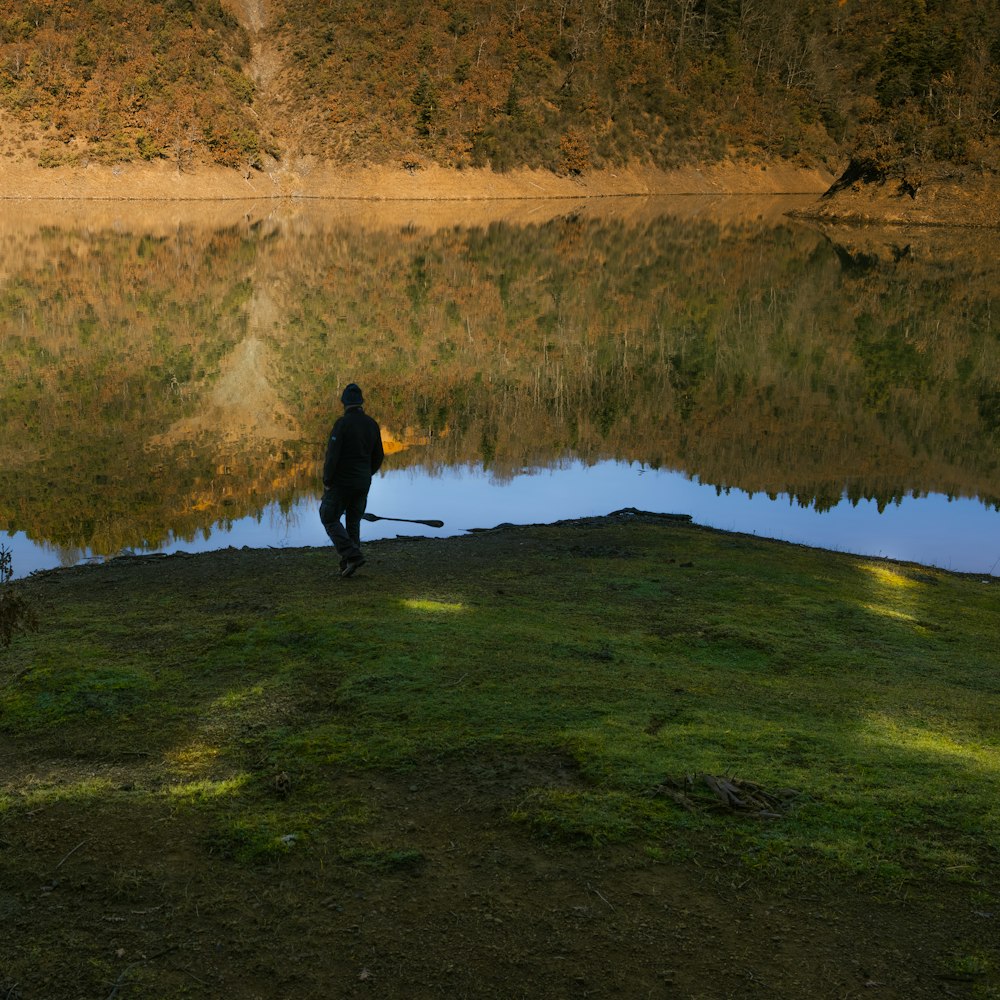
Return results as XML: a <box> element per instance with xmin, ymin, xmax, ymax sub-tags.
<box><xmin>2</xmin><ymin>196</ymin><xmax>998</xmax><ymax>578</ymax></box>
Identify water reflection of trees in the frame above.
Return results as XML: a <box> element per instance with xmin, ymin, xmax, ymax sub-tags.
<box><xmin>0</xmin><ymin>210</ymin><xmax>996</xmax><ymax>554</ymax></box>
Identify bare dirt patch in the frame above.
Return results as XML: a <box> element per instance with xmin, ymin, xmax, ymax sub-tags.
<box><xmin>0</xmin><ymin>154</ymin><xmax>835</xmax><ymax>204</ymax></box>
<box><xmin>1</xmin><ymin>735</ymin><xmax>991</xmax><ymax>1000</ymax></box>
<box><xmin>149</xmin><ymin>337</ymin><xmax>297</xmax><ymax>449</ymax></box>
<box><xmin>792</xmin><ymin>170</ymin><xmax>1000</xmax><ymax>228</ymax></box>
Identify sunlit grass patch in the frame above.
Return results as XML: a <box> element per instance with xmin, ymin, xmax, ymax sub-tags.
<box><xmin>860</xmin><ymin>713</ymin><xmax>1000</xmax><ymax>775</ymax></box>
<box><xmin>168</xmin><ymin>774</ymin><xmax>250</xmax><ymax>802</ymax></box>
<box><xmin>861</xmin><ymin>603</ymin><xmax>920</xmax><ymax>624</ymax></box>
<box><xmin>165</xmin><ymin>741</ymin><xmax>224</xmax><ymax>775</ymax></box>
<box><xmin>212</xmin><ymin>683</ymin><xmax>267</xmax><ymax>710</ymax></box>
<box><xmin>859</xmin><ymin>563</ymin><xmax>921</xmax><ymax>590</ymax></box>
<box><xmin>401</xmin><ymin>598</ymin><xmax>466</xmax><ymax>613</ymax></box>
<box><xmin>3</xmin><ymin>776</ymin><xmax>118</xmax><ymax>812</ymax></box>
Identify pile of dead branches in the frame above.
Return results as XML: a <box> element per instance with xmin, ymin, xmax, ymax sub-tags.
<box><xmin>650</xmin><ymin>773</ymin><xmax>800</xmax><ymax>819</ymax></box>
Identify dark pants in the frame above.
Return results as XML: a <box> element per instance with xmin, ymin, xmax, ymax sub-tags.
<box><xmin>319</xmin><ymin>485</ymin><xmax>369</xmax><ymax>560</ymax></box>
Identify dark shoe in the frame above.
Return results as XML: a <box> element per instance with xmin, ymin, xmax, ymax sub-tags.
<box><xmin>341</xmin><ymin>556</ymin><xmax>366</xmax><ymax>578</ymax></box>
<box><xmin>339</xmin><ymin>556</ymin><xmax>348</xmax><ymax>574</ymax></box>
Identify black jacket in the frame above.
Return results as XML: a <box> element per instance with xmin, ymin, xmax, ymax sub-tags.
<box><xmin>322</xmin><ymin>407</ymin><xmax>385</xmax><ymax>491</ymax></box>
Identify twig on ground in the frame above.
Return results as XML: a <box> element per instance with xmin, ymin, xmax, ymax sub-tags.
<box><xmin>587</xmin><ymin>884</ymin><xmax>615</xmax><ymax>911</ymax></box>
<box><xmin>54</xmin><ymin>839</ymin><xmax>88</xmax><ymax>870</ymax></box>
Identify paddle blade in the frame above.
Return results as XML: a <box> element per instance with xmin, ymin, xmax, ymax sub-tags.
<box><xmin>362</xmin><ymin>513</ymin><xmax>444</xmax><ymax>528</ymax></box>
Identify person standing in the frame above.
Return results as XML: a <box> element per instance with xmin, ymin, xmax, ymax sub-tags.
<box><xmin>319</xmin><ymin>383</ymin><xmax>384</xmax><ymax>577</ymax></box>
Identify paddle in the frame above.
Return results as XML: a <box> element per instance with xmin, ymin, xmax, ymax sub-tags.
<box><xmin>362</xmin><ymin>513</ymin><xmax>444</xmax><ymax>528</ymax></box>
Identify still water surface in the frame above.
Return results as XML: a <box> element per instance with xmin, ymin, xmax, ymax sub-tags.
<box><xmin>1</xmin><ymin>196</ymin><xmax>998</xmax><ymax>577</ymax></box>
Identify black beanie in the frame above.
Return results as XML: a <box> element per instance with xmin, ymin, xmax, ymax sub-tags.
<box><xmin>341</xmin><ymin>383</ymin><xmax>364</xmax><ymax>407</ymax></box>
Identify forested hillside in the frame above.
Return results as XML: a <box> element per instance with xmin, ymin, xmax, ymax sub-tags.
<box><xmin>0</xmin><ymin>0</ymin><xmax>997</xmax><ymax>180</ymax></box>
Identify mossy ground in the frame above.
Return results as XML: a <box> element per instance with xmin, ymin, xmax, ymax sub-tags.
<box><xmin>1</xmin><ymin>513</ymin><xmax>998</xmax><ymax>998</ymax></box>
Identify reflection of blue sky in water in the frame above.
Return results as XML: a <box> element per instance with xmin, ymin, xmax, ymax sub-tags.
<box><xmin>5</xmin><ymin>461</ymin><xmax>1000</xmax><ymax>578</ymax></box>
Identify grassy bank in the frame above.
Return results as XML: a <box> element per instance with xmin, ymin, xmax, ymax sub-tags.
<box><xmin>1</xmin><ymin>513</ymin><xmax>998</xmax><ymax>998</ymax></box>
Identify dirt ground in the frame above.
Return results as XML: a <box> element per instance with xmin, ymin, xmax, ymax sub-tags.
<box><xmin>3</xmin><ymin>754</ymin><xmax>992</xmax><ymax>1000</ymax></box>
<box><xmin>4</xmin><ymin>127</ymin><xmax>993</xmax><ymax>227</ymax></box>
<box><xmin>788</xmin><ymin>171</ymin><xmax>1000</xmax><ymax>228</ymax></box>
<box><xmin>0</xmin><ymin>143</ymin><xmax>835</xmax><ymax>204</ymax></box>
<box><xmin>2</xmin><ymin>532</ymin><xmax>997</xmax><ymax>1000</ymax></box>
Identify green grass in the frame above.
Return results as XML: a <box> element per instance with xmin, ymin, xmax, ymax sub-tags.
<box><xmin>2</xmin><ymin>520</ymin><xmax>998</xmax><ymax>888</ymax></box>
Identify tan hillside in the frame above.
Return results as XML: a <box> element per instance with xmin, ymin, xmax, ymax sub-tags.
<box><xmin>0</xmin><ymin>0</ymin><xmax>996</xmax><ymax>214</ymax></box>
